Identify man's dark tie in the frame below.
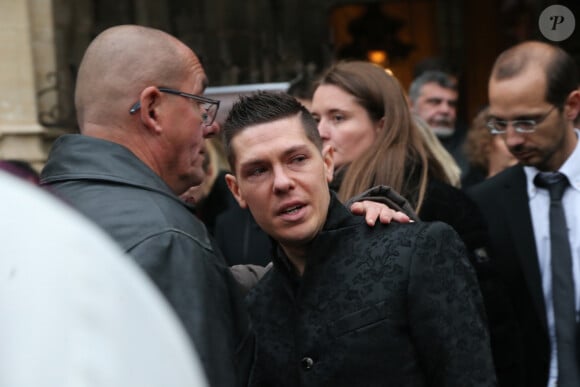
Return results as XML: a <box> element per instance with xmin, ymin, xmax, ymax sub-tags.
<box><xmin>534</xmin><ymin>172</ymin><xmax>579</xmax><ymax>386</ymax></box>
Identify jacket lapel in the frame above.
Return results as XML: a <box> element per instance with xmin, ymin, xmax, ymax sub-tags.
<box><xmin>502</xmin><ymin>166</ymin><xmax>548</xmax><ymax>331</ymax></box>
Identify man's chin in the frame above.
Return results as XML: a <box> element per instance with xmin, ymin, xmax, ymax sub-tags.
<box><xmin>177</xmin><ymin>173</ymin><xmax>204</xmax><ymax>196</ymax></box>
<box><xmin>432</xmin><ymin>126</ymin><xmax>455</xmax><ymax>138</ymax></box>
<box><xmin>274</xmin><ymin>227</ymin><xmax>317</xmax><ymax>248</ymax></box>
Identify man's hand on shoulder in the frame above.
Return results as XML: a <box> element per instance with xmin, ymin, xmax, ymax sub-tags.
<box><xmin>350</xmin><ymin>200</ymin><xmax>412</xmax><ymax>226</ymax></box>
<box><xmin>345</xmin><ymin>185</ymin><xmax>419</xmax><ymax>226</ymax></box>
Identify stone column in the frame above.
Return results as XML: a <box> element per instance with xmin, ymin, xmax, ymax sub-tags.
<box><xmin>0</xmin><ymin>0</ymin><xmax>59</xmax><ymax>169</ymax></box>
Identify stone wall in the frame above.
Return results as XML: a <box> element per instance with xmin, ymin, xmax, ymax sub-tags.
<box><xmin>0</xmin><ymin>0</ymin><xmax>62</xmax><ymax>170</ymax></box>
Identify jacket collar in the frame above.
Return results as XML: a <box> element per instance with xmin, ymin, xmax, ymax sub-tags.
<box><xmin>41</xmin><ymin>134</ymin><xmax>182</xmax><ymax>202</ymax></box>
<box><xmin>272</xmin><ymin>191</ymin><xmax>358</xmax><ymax>275</ymax></box>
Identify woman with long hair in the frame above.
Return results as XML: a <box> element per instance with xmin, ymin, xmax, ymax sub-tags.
<box><xmin>311</xmin><ymin>60</ymin><xmax>452</xmax><ymax>215</ymax></box>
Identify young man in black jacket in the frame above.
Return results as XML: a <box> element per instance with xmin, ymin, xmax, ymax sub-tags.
<box><xmin>223</xmin><ymin>91</ymin><xmax>497</xmax><ymax>387</ymax></box>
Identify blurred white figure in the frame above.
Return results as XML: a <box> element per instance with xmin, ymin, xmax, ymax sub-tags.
<box><xmin>0</xmin><ymin>172</ymin><xmax>207</xmax><ymax>387</ymax></box>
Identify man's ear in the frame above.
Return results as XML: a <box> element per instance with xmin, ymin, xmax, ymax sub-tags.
<box><xmin>138</xmin><ymin>86</ymin><xmax>164</xmax><ymax>134</ymax></box>
<box><xmin>565</xmin><ymin>88</ymin><xmax>580</xmax><ymax>121</ymax></box>
<box><xmin>322</xmin><ymin>144</ymin><xmax>334</xmax><ymax>183</ymax></box>
<box><xmin>225</xmin><ymin>173</ymin><xmax>248</xmax><ymax>208</ymax></box>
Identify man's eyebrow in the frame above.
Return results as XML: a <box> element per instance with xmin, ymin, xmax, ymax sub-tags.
<box><xmin>239</xmin><ymin>145</ymin><xmax>310</xmax><ymax>167</ymax></box>
<box><xmin>239</xmin><ymin>155</ymin><xmax>269</xmax><ymax>170</ymax></box>
<box><xmin>282</xmin><ymin>144</ymin><xmax>310</xmax><ymax>156</ymax></box>
<box><xmin>487</xmin><ymin>112</ymin><xmax>507</xmax><ymax>120</ymax></box>
<box><xmin>239</xmin><ymin>159</ymin><xmax>264</xmax><ymax>171</ymax></box>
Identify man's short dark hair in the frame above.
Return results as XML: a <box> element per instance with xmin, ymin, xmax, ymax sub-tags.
<box><xmin>408</xmin><ymin>70</ymin><xmax>457</xmax><ymax>103</ymax></box>
<box><xmin>287</xmin><ymin>74</ymin><xmax>315</xmax><ymax>101</ymax></box>
<box><xmin>222</xmin><ymin>91</ymin><xmax>322</xmax><ymax>172</ymax></box>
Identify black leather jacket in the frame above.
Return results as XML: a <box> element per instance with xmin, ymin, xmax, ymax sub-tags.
<box><xmin>41</xmin><ymin>134</ymin><xmax>254</xmax><ymax>387</ymax></box>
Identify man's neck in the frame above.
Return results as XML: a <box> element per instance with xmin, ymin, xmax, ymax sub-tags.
<box><xmin>280</xmin><ymin>244</ymin><xmax>307</xmax><ymax>276</ymax></box>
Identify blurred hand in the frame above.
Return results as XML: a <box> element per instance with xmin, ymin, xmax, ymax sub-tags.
<box><xmin>349</xmin><ymin>200</ymin><xmax>411</xmax><ymax>226</ymax></box>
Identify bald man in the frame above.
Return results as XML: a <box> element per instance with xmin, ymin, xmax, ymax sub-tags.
<box><xmin>41</xmin><ymin>25</ymin><xmax>253</xmax><ymax>387</ymax></box>
<box><xmin>468</xmin><ymin>41</ymin><xmax>580</xmax><ymax>387</ymax></box>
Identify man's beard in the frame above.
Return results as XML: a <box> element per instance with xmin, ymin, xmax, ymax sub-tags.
<box><xmin>432</xmin><ymin>126</ymin><xmax>455</xmax><ymax>138</ymax></box>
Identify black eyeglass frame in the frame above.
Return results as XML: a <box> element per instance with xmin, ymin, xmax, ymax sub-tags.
<box><xmin>486</xmin><ymin>105</ymin><xmax>558</xmax><ymax>135</ymax></box>
<box><xmin>129</xmin><ymin>87</ymin><xmax>220</xmax><ymax>126</ymax></box>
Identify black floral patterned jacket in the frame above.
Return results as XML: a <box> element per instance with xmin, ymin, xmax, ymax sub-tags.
<box><xmin>246</xmin><ymin>193</ymin><xmax>497</xmax><ymax>387</ymax></box>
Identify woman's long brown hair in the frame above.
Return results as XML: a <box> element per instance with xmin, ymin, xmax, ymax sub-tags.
<box><xmin>319</xmin><ymin>61</ymin><xmax>449</xmax><ymax>213</ymax></box>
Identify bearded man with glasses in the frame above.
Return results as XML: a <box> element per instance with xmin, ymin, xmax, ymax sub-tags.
<box><xmin>40</xmin><ymin>25</ymin><xmax>253</xmax><ymax>387</ymax></box>
<box><xmin>467</xmin><ymin>41</ymin><xmax>580</xmax><ymax>387</ymax></box>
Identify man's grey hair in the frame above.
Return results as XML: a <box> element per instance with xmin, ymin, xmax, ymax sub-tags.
<box><xmin>408</xmin><ymin>70</ymin><xmax>457</xmax><ymax>103</ymax></box>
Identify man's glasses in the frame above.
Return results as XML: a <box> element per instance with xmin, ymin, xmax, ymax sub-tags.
<box><xmin>129</xmin><ymin>87</ymin><xmax>220</xmax><ymax>126</ymax></box>
<box><xmin>486</xmin><ymin>105</ymin><xmax>557</xmax><ymax>135</ymax></box>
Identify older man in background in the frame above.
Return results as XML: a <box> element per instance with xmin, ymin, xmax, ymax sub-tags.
<box><xmin>409</xmin><ymin>70</ymin><xmax>469</xmax><ymax>176</ymax></box>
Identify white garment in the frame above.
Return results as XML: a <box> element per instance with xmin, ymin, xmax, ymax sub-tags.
<box><xmin>525</xmin><ymin>129</ymin><xmax>580</xmax><ymax>387</ymax></box>
<box><xmin>0</xmin><ymin>172</ymin><xmax>207</xmax><ymax>387</ymax></box>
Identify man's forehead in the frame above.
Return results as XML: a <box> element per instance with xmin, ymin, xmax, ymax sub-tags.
<box><xmin>490</xmin><ymin>65</ymin><xmax>546</xmax><ymax>92</ymax></box>
<box><xmin>235</xmin><ymin>120</ymin><xmax>313</xmax><ymax>157</ymax></box>
<box><xmin>420</xmin><ymin>82</ymin><xmax>457</xmax><ymax>97</ymax></box>
<box><xmin>185</xmin><ymin>51</ymin><xmax>208</xmax><ymax>92</ymax></box>
<box><xmin>488</xmin><ymin>73</ymin><xmax>548</xmax><ymax>114</ymax></box>
<box><xmin>239</xmin><ymin>141</ymin><xmax>311</xmax><ymax>161</ymax></box>
<box><xmin>199</xmin><ymin>75</ymin><xmax>209</xmax><ymax>91</ymax></box>
<box><xmin>192</xmin><ymin>73</ymin><xmax>208</xmax><ymax>93</ymax></box>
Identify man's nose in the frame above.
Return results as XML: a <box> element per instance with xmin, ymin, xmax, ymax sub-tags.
<box><xmin>272</xmin><ymin>166</ymin><xmax>294</xmax><ymax>193</ymax></box>
<box><xmin>503</xmin><ymin>127</ymin><xmax>525</xmax><ymax>149</ymax></box>
<box><xmin>439</xmin><ymin>101</ymin><xmax>453</xmax><ymax>114</ymax></box>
